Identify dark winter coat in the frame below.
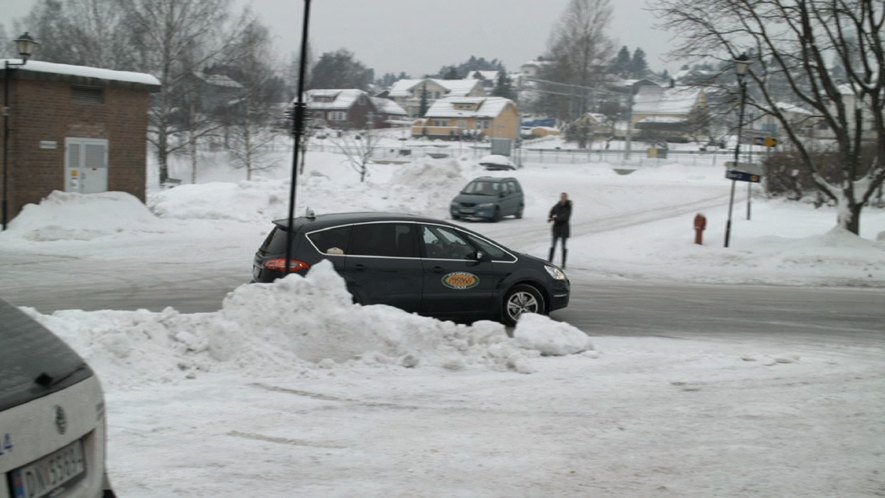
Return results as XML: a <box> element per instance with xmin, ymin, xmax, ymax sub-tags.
<box><xmin>549</xmin><ymin>200</ymin><xmax>572</xmax><ymax>238</ymax></box>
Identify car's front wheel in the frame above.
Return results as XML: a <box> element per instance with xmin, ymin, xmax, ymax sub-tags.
<box><xmin>502</xmin><ymin>284</ymin><xmax>545</xmax><ymax>326</ymax></box>
<box><xmin>492</xmin><ymin>207</ymin><xmax>502</xmax><ymax>222</ymax></box>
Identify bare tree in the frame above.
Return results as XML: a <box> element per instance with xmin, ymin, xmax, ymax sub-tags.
<box><xmin>654</xmin><ymin>0</ymin><xmax>885</xmax><ymax>235</ymax></box>
<box><xmin>16</xmin><ymin>0</ymin><xmax>135</xmax><ymax>69</ymax></box>
<box><xmin>330</xmin><ymin>125</ymin><xmax>380</xmax><ymax>183</ymax></box>
<box><xmin>226</xmin><ymin>18</ymin><xmax>283</xmax><ymax>180</ymax></box>
<box><xmin>119</xmin><ymin>0</ymin><xmax>239</xmax><ymax>184</ymax></box>
<box><xmin>539</xmin><ymin>0</ymin><xmax>616</xmax><ymax>120</ymax></box>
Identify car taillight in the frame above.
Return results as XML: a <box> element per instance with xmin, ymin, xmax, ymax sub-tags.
<box><xmin>263</xmin><ymin>258</ymin><xmax>311</xmax><ymax>273</ymax></box>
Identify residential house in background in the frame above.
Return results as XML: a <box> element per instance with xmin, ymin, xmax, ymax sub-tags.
<box><xmin>302</xmin><ymin>89</ymin><xmax>407</xmax><ymax>130</ymax></box>
<box><xmin>370</xmin><ymin>97</ymin><xmax>408</xmax><ymax>126</ymax></box>
<box><xmin>631</xmin><ymin>85</ymin><xmax>707</xmax><ymax>142</ymax></box>
<box><xmin>412</xmin><ymin>96</ymin><xmax>519</xmax><ymax>140</ymax></box>
<box><xmin>388</xmin><ymin>78</ymin><xmax>485</xmax><ymax>117</ymax></box>
<box><xmin>0</xmin><ymin>60</ymin><xmax>159</xmax><ymax>223</ymax></box>
<box><xmin>305</xmin><ymin>89</ymin><xmax>377</xmax><ymax>130</ymax></box>
<box><xmin>465</xmin><ymin>70</ymin><xmax>502</xmax><ymax>90</ymax></box>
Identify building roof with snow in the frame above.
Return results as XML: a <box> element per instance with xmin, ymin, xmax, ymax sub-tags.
<box><xmin>1</xmin><ymin>59</ymin><xmax>160</xmax><ymax>89</ymax></box>
<box><xmin>388</xmin><ymin>78</ymin><xmax>484</xmax><ymax>98</ymax></box>
<box><xmin>424</xmin><ymin>96</ymin><xmax>514</xmax><ymax>119</ymax></box>
<box><xmin>371</xmin><ymin>97</ymin><xmax>407</xmax><ymax>116</ymax></box>
<box><xmin>633</xmin><ymin>86</ymin><xmax>703</xmax><ymax>116</ymax></box>
<box><xmin>304</xmin><ymin>89</ymin><xmax>368</xmax><ymax>110</ymax></box>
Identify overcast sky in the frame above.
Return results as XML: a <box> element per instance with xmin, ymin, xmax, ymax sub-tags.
<box><xmin>1</xmin><ymin>0</ymin><xmax>677</xmax><ymax>76</ymax></box>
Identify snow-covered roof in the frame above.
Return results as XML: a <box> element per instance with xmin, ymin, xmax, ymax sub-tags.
<box><xmin>2</xmin><ymin>59</ymin><xmax>160</xmax><ymax>87</ymax></box>
<box><xmin>467</xmin><ymin>70</ymin><xmax>500</xmax><ymax>81</ymax></box>
<box><xmin>637</xmin><ymin>116</ymin><xmax>687</xmax><ymax>124</ymax></box>
<box><xmin>388</xmin><ymin>78</ymin><xmax>482</xmax><ymax>98</ymax></box>
<box><xmin>633</xmin><ymin>86</ymin><xmax>701</xmax><ymax>115</ymax></box>
<box><xmin>371</xmin><ymin>97</ymin><xmax>407</xmax><ymax>116</ymax></box>
<box><xmin>775</xmin><ymin>102</ymin><xmax>814</xmax><ymax>116</ymax></box>
<box><xmin>304</xmin><ymin>89</ymin><xmax>367</xmax><ymax>110</ymax></box>
<box><xmin>196</xmin><ymin>72</ymin><xmax>242</xmax><ymax>89</ymax></box>
<box><xmin>582</xmin><ymin>112</ymin><xmax>608</xmax><ymax>123</ymax></box>
<box><xmin>424</xmin><ymin>96</ymin><xmax>513</xmax><ymax>119</ymax></box>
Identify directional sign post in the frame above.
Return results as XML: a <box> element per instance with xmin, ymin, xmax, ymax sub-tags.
<box><xmin>725</xmin><ymin>169</ymin><xmax>762</xmax><ymax>183</ymax></box>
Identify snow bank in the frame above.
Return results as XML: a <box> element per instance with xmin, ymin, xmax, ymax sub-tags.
<box><xmin>30</xmin><ymin>261</ymin><xmax>594</xmax><ymax>387</ymax></box>
<box><xmin>2</xmin><ymin>191</ymin><xmax>167</xmax><ymax>241</ymax></box>
<box><xmin>514</xmin><ymin>313</ymin><xmax>594</xmax><ymax>355</ymax></box>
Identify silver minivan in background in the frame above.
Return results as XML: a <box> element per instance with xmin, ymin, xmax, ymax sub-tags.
<box><xmin>450</xmin><ymin>176</ymin><xmax>525</xmax><ymax>222</ymax></box>
<box><xmin>0</xmin><ymin>299</ymin><xmax>116</xmax><ymax>498</ymax></box>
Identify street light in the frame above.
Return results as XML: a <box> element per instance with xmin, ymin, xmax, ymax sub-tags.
<box><xmin>3</xmin><ymin>32</ymin><xmax>40</xmax><ymax>231</ymax></box>
<box><xmin>284</xmin><ymin>1</ymin><xmax>313</xmax><ymax>272</ymax></box>
<box><xmin>724</xmin><ymin>52</ymin><xmax>750</xmax><ymax>248</ymax></box>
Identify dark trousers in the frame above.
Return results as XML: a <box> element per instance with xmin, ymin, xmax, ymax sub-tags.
<box><xmin>548</xmin><ymin>234</ymin><xmax>568</xmax><ymax>267</ymax></box>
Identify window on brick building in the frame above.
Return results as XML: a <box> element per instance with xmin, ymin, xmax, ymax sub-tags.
<box><xmin>72</xmin><ymin>86</ymin><xmax>104</xmax><ymax>105</ymax></box>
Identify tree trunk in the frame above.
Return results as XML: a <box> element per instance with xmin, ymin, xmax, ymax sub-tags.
<box><xmin>189</xmin><ymin>131</ymin><xmax>198</xmax><ymax>184</ymax></box>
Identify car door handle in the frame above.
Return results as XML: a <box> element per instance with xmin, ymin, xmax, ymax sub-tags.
<box><xmin>352</xmin><ymin>264</ymin><xmax>367</xmax><ymax>271</ymax></box>
<box><xmin>430</xmin><ymin>266</ymin><xmax>445</xmax><ymax>273</ymax></box>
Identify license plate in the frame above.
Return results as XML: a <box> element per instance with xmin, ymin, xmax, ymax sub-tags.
<box><xmin>460</xmin><ymin>209</ymin><xmax>475</xmax><ymax>214</ymax></box>
<box><xmin>10</xmin><ymin>440</ymin><xmax>87</xmax><ymax>498</ymax></box>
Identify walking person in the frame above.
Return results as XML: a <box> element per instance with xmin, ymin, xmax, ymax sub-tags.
<box><xmin>548</xmin><ymin>192</ymin><xmax>572</xmax><ymax>268</ymax></box>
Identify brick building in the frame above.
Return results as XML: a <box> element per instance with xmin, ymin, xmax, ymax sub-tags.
<box><xmin>1</xmin><ymin>61</ymin><xmax>160</xmax><ymax>224</ymax></box>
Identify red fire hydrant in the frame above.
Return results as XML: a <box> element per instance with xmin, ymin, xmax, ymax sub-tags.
<box><xmin>694</xmin><ymin>213</ymin><xmax>707</xmax><ymax>245</ymax></box>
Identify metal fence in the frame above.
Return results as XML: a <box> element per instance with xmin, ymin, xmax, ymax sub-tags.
<box><xmin>299</xmin><ymin>140</ymin><xmax>735</xmax><ymax>168</ymax></box>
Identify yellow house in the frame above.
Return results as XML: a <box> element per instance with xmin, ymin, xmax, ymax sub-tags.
<box><xmin>412</xmin><ymin>97</ymin><xmax>519</xmax><ymax>140</ymax></box>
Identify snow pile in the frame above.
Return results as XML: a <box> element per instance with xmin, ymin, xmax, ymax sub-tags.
<box><xmin>149</xmin><ymin>180</ymin><xmax>291</xmax><ymax>223</ymax></box>
<box><xmin>31</xmin><ymin>261</ymin><xmax>594</xmax><ymax>386</ymax></box>
<box><xmin>514</xmin><ymin>313</ymin><xmax>594</xmax><ymax>355</ymax></box>
<box><xmin>3</xmin><ymin>191</ymin><xmax>167</xmax><ymax>241</ymax></box>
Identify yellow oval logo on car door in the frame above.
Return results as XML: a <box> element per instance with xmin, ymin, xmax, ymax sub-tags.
<box><xmin>442</xmin><ymin>272</ymin><xmax>480</xmax><ymax>290</ymax></box>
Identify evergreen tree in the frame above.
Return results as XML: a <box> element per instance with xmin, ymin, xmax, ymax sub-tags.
<box><xmin>611</xmin><ymin>46</ymin><xmax>631</xmax><ymax>77</ymax></box>
<box><xmin>629</xmin><ymin>48</ymin><xmax>649</xmax><ymax>78</ymax></box>
<box><xmin>441</xmin><ymin>65</ymin><xmax>459</xmax><ymax>80</ymax></box>
<box><xmin>418</xmin><ymin>83</ymin><xmax>429</xmax><ymax>117</ymax></box>
<box><xmin>310</xmin><ymin>49</ymin><xmax>373</xmax><ymax>90</ymax></box>
<box><xmin>492</xmin><ymin>71</ymin><xmax>516</xmax><ymax>101</ymax></box>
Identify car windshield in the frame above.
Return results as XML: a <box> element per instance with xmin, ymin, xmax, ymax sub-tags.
<box><xmin>0</xmin><ymin>300</ymin><xmax>93</xmax><ymax>412</ymax></box>
<box><xmin>461</xmin><ymin>181</ymin><xmax>500</xmax><ymax>196</ymax></box>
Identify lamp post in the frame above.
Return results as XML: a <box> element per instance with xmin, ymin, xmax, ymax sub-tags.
<box><xmin>284</xmin><ymin>0</ymin><xmax>313</xmax><ymax>272</ymax></box>
<box><xmin>724</xmin><ymin>52</ymin><xmax>751</xmax><ymax>248</ymax></box>
<box><xmin>2</xmin><ymin>32</ymin><xmax>39</xmax><ymax>231</ymax></box>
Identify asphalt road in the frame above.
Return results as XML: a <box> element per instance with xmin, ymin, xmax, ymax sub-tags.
<box><xmin>4</xmin><ymin>259</ymin><xmax>883</xmax><ymax>348</ymax></box>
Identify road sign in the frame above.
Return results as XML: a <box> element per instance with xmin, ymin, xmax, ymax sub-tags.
<box><xmin>726</xmin><ymin>169</ymin><xmax>761</xmax><ymax>183</ymax></box>
<box><xmin>752</xmin><ymin>136</ymin><xmax>778</xmax><ymax>147</ymax></box>
<box><xmin>725</xmin><ymin>161</ymin><xmax>764</xmax><ymax>175</ymax></box>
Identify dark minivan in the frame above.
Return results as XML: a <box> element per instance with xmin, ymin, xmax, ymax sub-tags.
<box><xmin>252</xmin><ymin>212</ymin><xmax>569</xmax><ymax>326</ymax></box>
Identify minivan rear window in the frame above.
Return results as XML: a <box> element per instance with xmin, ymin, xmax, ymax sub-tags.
<box><xmin>0</xmin><ymin>300</ymin><xmax>93</xmax><ymax>412</ymax></box>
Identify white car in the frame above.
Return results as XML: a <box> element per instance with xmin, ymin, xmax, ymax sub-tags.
<box><xmin>0</xmin><ymin>299</ymin><xmax>116</xmax><ymax>498</ymax></box>
<box><xmin>478</xmin><ymin>154</ymin><xmax>517</xmax><ymax>171</ymax></box>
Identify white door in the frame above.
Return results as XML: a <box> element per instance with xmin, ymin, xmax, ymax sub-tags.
<box><xmin>65</xmin><ymin>138</ymin><xmax>108</xmax><ymax>194</ymax></box>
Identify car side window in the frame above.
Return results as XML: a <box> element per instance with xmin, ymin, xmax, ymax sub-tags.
<box><xmin>349</xmin><ymin>223</ymin><xmax>418</xmax><ymax>258</ymax></box>
<box><xmin>463</xmin><ymin>232</ymin><xmax>515</xmax><ymax>262</ymax></box>
<box><xmin>421</xmin><ymin>225</ymin><xmax>475</xmax><ymax>260</ymax></box>
<box><xmin>307</xmin><ymin>225</ymin><xmax>352</xmax><ymax>255</ymax></box>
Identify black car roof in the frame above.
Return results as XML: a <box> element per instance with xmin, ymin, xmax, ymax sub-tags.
<box><xmin>272</xmin><ymin>211</ymin><xmax>450</xmax><ymax>230</ymax></box>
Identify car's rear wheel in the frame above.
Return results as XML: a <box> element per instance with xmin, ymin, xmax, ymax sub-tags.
<box><xmin>515</xmin><ymin>205</ymin><xmax>524</xmax><ymax>219</ymax></box>
<box><xmin>502</xmin><ymin>284</ymin><xmax>545</xmax><ymax>326</ymax></box>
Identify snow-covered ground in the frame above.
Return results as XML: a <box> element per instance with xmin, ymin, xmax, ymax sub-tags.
<box><xmin>2</xmin><ymin>145</ymin><xmax>884</xmax><ymax>496</ymax></box>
